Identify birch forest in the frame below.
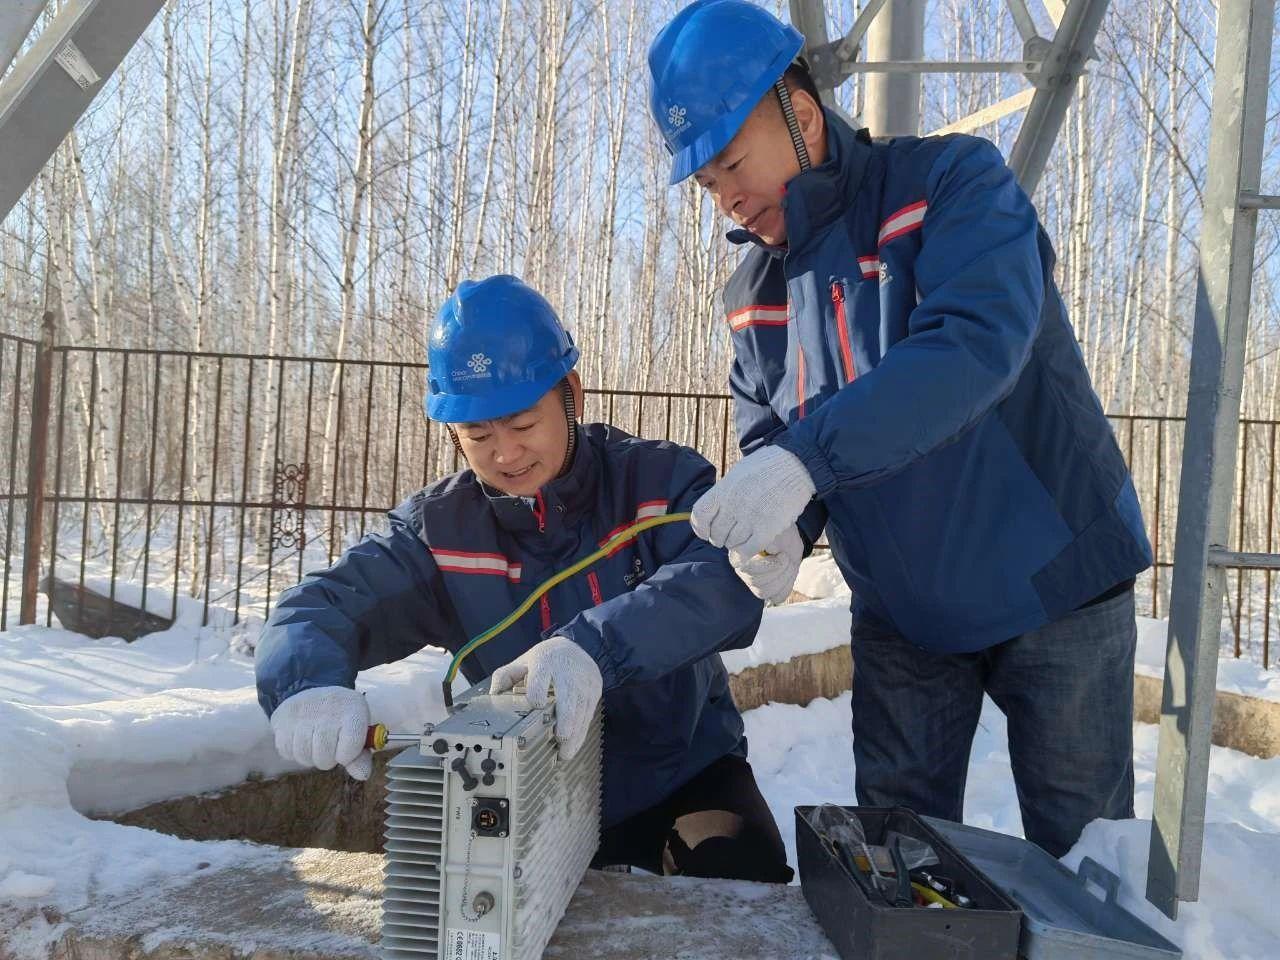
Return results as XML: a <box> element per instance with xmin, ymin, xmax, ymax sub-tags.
<box><xmin>0</xmin><ymin>0</ymin><xmax>1278</xmax><ymax>652</ymax></box>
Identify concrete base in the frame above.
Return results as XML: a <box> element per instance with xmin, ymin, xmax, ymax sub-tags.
<box><xmin>108</xmin><ymin>646</ymin><xmax>1280</xmax><ymax>859</ymax></box>
<box><xmin>35</xmin><ymin>852</ymin><xmax>836</xmax><ymax>960</ymax></box>
<box><xmin>727</xmin><ymin>644</ymin><xmax>853</xmax><ymax>713</ymax></box>
<box><xmin>45</xmin><ymin>848</ymin><xmax>382</xmax><ymax>960</ymax></box>
<box><xmin>110</xmin><ymin>756</ymin><xmax>396</xmax><ymax>853</ymax></box>
<box><xmin>1133</xmin><ymin>673</ymin><xmax>1280</xmax><ymax>758</ymax></box>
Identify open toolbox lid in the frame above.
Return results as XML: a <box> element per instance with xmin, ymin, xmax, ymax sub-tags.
<box><xmin>921</xmin><ymin>817</ymin><xmax>1181</xmax><ymax>960</ymax></box>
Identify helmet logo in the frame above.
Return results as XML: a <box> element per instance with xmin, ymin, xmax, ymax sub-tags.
<box><xmin>666</xmin><ymin>104</ymin><xmax>689</xmax><ymax>133</ymax></box>
<box><xmin>455</xmin><ymin>352</ymin><xmax>493</xmax><ymax>382</ymax></box>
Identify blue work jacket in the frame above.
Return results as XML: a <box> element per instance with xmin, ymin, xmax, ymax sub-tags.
<box><xmin>256</xmin><ymin>424</ymin><xmax>763</xmax><ymax>825</ymax></box>
<box><xmin>724</xmin><ymin>113</ymin><xmax>1152</xmax><ymax>651</ymax></box>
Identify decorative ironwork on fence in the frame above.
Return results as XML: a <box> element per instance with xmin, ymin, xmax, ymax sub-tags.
<box><xmin>0</xmin><ymin>335</ymin><xmax>1276</xmax><ymax>667</ymax></box>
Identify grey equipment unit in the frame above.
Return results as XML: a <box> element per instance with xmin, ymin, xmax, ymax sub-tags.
<box><xmin>380</xmin><ymin>682</ymin><xmax>602</xmax><ymax>960</ymax></box>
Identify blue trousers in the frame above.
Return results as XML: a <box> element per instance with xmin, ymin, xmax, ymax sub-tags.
<box><xmin>850</xmin><ymin>588</ymin><xmax>1137</xmax><ymax>858</ymax></box>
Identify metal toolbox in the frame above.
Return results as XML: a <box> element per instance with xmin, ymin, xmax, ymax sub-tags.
<box><xmin>922</xmin><ymin>817</ymin><xmax>1181</xmax><ymax>960</ymax></box>
<box><xmin>796</xmin><ymin>805</ymin><xmax>1023</xmax><ymax>960</ymax></box>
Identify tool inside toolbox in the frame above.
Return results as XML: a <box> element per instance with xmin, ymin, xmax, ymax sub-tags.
<box><xmin>806</xmin><ymin>804</ymin><xmax>975</xmax><ymax>910</ymax></box>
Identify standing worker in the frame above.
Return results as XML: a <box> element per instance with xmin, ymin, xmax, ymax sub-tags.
<box><xmin>255</xmin><ymin>275</ymin><xmax>792</xmax><ymax>883</ymax></box>
<box><xmin>647</xmin><ymin>0</ymin><xmax>1152</xmax><ymax>857</ymax></box>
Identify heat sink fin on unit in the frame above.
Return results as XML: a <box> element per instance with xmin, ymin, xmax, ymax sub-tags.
<box><xmin>380</xmin><ymin>692</ymin><xmax>601</xmax><ymax>960</ymax></box>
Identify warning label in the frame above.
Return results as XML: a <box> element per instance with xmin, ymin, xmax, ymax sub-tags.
<box><xmin>445</xmin><ymin>928</ymin><xmax>500</xmax><ymax>960</ymax></box>
<box><xmin>53</xmin><ymin>41</ymin><xmax>101</xmax><ymax>91</ymax></box>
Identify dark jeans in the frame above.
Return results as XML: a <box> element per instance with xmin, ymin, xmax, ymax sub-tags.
<box><xmin>850</xmin><ymin>588</ymin><xmax>1137</xmax><ymax>858</ymax></box>
<box><xmin>591</xmin><ymin>752</ymin><xmax>794</xmax><ymax>883</ymax></box>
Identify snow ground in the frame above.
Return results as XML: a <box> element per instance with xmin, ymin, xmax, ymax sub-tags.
<box><xmin>1</xmin><ymin>594</ymin><xmax>1279</xmax><ymax>958</ymax></box>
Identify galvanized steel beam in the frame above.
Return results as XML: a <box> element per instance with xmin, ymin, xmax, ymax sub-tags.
<box><xmin>1147</xmin><ymin>0</ymin><xmax>1277</xmax><ymax>920</ymax></box>
<box><xmin>863</xmin><ymin>0</ymin><xmax>925</xmax><ymax>137</ymax></box>
<box><xmin>0</xmin><ymin>0</ymin><xmax>164</xmax><ymax>222</ymax></box>
<box><xmin>1207</xmin><ymin>548</ymin><xmax>1280</xmax><ymax>570</ymax></box>
<box><xmin>1008</xmin><ymin>0</ymin><xmax>1108</xmax><ymax>194</ymax></box>
<box><xmin>0</xmin><ymin>1</ymin><xmax>47</xmax><ymax>78</ymax></box>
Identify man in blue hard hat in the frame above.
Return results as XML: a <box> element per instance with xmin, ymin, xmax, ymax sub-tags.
<box><xmin>255</xmin><ymin>275</ymin><xmax>793</xmax><ymax>883</ymax></box>
<box><xmin>648</xmin><ymin>0</ymin><xmax>1152</xmax><ymax>858</ymax></box>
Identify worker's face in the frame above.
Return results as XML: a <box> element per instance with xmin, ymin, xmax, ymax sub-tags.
<box><xmin>692</xmin><ymin>87</ymin><xmax>825</xmax><ymax>247</ymax></box>
<box><xmin>455</xmin><ymin>372</ymin><xmax>584</xmax><ymax>497</ymax></box>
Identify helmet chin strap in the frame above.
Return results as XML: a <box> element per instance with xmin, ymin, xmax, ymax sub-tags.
<box><xmin>558</xmin><ymin>378</ymin><xmax>578</xmax><ymax>477</ymax></box>
<box><xmin>774</xmin><ymin>77</ymin><xmax>811</xmax><ymax>173</ymax></box>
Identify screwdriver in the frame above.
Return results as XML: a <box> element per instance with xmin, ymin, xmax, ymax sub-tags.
<box><xmin>364</xmin><ymin>723</ymin><xmax>423</xmax><ymax>751</ymax></box>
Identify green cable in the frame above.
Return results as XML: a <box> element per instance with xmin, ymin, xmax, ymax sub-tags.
<box><xmin>441</xmin><ymin>511</ymin><xmax>693</xmax><ymax>706</ymax></box>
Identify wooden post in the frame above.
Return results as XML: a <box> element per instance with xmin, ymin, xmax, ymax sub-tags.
<box><xmin>20</xmin><ymin>311</ymin><xmax>55</xmax><ymax>624</ymax></box>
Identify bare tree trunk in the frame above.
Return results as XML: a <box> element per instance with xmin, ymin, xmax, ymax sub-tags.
<box><xmin>322</xmin><ymin>0</ymin><xmax>382</xmax><ymax>505</ymax></box>
<box><xmin>187</xmin><ymin>0</ymin><xmax>218</xmax><ymax>596</ymax></box>
<box><xmin>1111</xmin><ymin>11</ymin><xmax>1162</xmax><ymax>410</ymax></box>
<box><xmin>445</xmin><ymin>0</ymin><xmax>479</xmax><ymax>293</ymax></box>
<box><xmin>159</xmin><ymin>2</ymin><xmax>196</xmax><ymax>329</ymax></box>
<box><xmin>470</xmin><ymin>0</ymin><xmax>509</xmax><ymax>278</ymax></box>
<box><xmin>1159</xmin><ymin>6</ymin><xmax>1184</xmax><ymax>417</ymax></box>
<box><xmin>591</xmin><ymin>0</ymin><xmax>639</xmax><ymax>388</ymax></box>
<box><xmin>256</xmin><ymin>0</ymin><xmax>312</xmax><ymax>559</ymax></box>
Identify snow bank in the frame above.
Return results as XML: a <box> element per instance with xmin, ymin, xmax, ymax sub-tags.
<box><xmin>721</xmin><ymin>598</ymin><xmax>851</xmax><ymax>674</ymax></box>
<box><xmin>793</xmin><ymin>553</ymin><xmax>850</xmax><ymax>600</ymax></box>
<box><xmin>0</xmin><ymin>622</ymin><xmax>452</xmax><ymax>816</ymax></box>
<box><xmin>1136</xmin><ymin>616</ymin><xmax>1280</xmax><ymax>704</ymax></box>
<box><xmin>76</xmin><ymin>575</ymin><xmax>240</xmax><ymax>627</ymax></box>
<box><xmin>1064</xmin><ymin>820</ymin><xmax>1280</xmax><ymax>960</ymax></box>
<box><xmin>786</xmin><ymin>561</ymin><xmax>1280</xmax><ymax>707</ymax></box>
<box><xmin>0</xmin><ymin>620</ymin><xmax>451</xmax><ymax>944</ymax></box>
<box><xmin>0</xmin><ymin>624</ymin><xmax>257</xmax><ymax>705</ymax></box>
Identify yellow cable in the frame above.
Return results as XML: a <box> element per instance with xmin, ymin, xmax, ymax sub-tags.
<box><xmin>443</xmin><ymin>512</ymin><xmax>693</xmax><ymax>688</ymax></box>
<box><xmin>911</xmin><ymin>882</ymin><xmax>959</xmax><ymax>909</ymax></box>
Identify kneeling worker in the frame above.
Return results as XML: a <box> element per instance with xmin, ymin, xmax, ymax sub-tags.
<box><xmin>254</xmin><ymin>275</ymin><xmax>792</xmax><ymax>883</ymax></box>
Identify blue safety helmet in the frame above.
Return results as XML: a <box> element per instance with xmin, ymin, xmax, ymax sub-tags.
<box><xmin>426</xmin><ymin>275</ymin><xmax>579</xmax><ymax>424</ymax></box>
<box><xmin>648</xmin><ymin>0</ymin><xmax>805</xmax><ymax>184</ymax></box>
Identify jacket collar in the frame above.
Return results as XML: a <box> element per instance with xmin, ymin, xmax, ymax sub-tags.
<box><xmin>726</xmin><ymin>110</ymin><xmax>872</xmax><ymax>258</ymax></box>
<box><xmin>484</xmin><ymin>423</ymin><xmax>598</xmax><ymax>536</ymax></box>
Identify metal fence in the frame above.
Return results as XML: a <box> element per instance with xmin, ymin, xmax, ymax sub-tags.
<box><xmin>0</xmin><ymin>331</ymin><xmax>1276</xmax><ymax>667</ymax></box>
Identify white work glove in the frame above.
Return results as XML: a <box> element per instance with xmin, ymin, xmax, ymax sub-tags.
<box><xmin>691</xmin><ymin>444</ymin><xmax>817</xmax><ymax>557</ymax></box>
<box><xmin>731</xmin><ymin>525</ymin><xmax>805</xmax><ymax>605</ymax></box>
<box><xmin>269</xmin><ymin>685</ymin><xmax>373</xmax><ymax>781</ymax></box>
<box><xmin>489</xmin><ymin>637</ymin><xmax>603</xmax><ymax>759</ymax></box>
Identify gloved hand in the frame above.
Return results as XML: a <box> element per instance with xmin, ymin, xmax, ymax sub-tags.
<box><xmin>691</xmin><ymin>444</ymin><xmax>816</xmax><ymax>557</ymax></box>
<box><xmin>269</xmin><ymin>685</ymin><xmax>373</xmax><ymax>780</ymax></box>
<box><xmin>732</xmin><ymin>525</ymin><xmax>805</xmax><ymax>605</ymax></box>
<box><xmin>489</xmin><ymin>636</ymin><xmax>603</xmax><ymax>759</ymax></box>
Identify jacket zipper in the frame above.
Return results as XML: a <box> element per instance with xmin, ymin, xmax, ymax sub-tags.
<box><xmin>534</xmin><ymin>491</ymin><xmax>550</xmax><ymax>627</ymax></box>
<box><xmin>587</xmin><ymin>571</ymin><xmax>603</xmax><ymax>606</ymax></box>
<box><xmin>831</xmin><ymin>281</ymin><xmax>857</xmax><ymax>383</ymax></box>
<box><xmin>796</xmin><ymin>345</ymin><xmax>807</xmax><ymax>420</ymax></box>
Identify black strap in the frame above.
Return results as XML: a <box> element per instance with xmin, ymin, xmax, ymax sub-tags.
<box><xmin>774</xmin><ymin>77</ymin><xmax>811</xmax><ymax>173</ymax></box>
<box><xmin>558</xmin><ymin>378</ymin><xmax>577</xmax><ymax>477</ymax></box>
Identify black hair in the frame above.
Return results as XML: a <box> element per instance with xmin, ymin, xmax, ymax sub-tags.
<box><xmin>783</xmin><ymin>58</ymin><xmax>823</xmax><ymax>110</ymax></box>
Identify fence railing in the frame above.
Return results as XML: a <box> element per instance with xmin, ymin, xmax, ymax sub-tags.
<box><xmin>0</xmin><ymin>334</ymin><xmax>1276</xmax><ymax>668</ymax></box>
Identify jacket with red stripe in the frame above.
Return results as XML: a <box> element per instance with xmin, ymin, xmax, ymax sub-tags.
<box><xmin>724</xmin><ymin>112</ymin><xmax>1152</xmax><ymax>652</ymax></box>
<box><xmin>255</xmin><ymin>422</ymin><xmax>762</xmax><ymax>825</ymax></box>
